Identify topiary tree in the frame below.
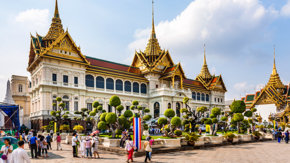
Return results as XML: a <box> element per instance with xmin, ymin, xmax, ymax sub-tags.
<box><xmin>130</xmin><ymin>101</ymin><xmax>151</xmax><ymax>136</ymax></box>
<box><xmin>231</xmin><ymin>100</ymin><xmax>254</xmax><ymax>133</ymax></box>
<box><xmin>50</xmin><ymin>97</ymin><xmax>70</xmax><ymax>129</ymax></box>
<box><xmin>109</xmin><ymin>95</ymin><xmax>121</xmax><ymax>114</ymax></box>
<box><xmin>182</xmin><ymin>97</ymin><xmax>208</xmax><ymax>132</ymax></box>
<box><xmin>159</xmin><ymin>109</ymin><xmax>181</xmax><ymax>137</ymax></box>
<box><xmin>203</xmin><ymin>107</ymin><xmax>221</xmax><ymax>135</ymax></box>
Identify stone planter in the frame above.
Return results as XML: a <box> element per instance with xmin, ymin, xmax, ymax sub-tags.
<box><xmin>203</xmin><ymin>137</ymin><xmax>210</xmax><ymax>144</ymax></box>
<box><xmin>163</xmin><ymin>139</ymin><xmax>181</xmax><ymax>148</ymax></box>
<box><xmin>102</xmin><ymin>138</ymin><xmax>120</xmax><ymax>147</ymax></box>
<box><xmin>187</xmin><ymin>141</ymin><xmax>195</xmax><ymax>146</ymax></box>
<box><xmin>152</xmin><ymin>139</ymin><xmax>164</xmax><ymax>148</ymax></box>
<box><xmin>195</xmin><ymin>137</ymin><xmax>205</xmax><ymax>146</ymax></box>
<box><xmin>254</xmin><ymin>136</ymin><xmax>260</xmax><ymax>140</ymax></box>
<box><xmin>227</xmin><ymin>138</ymin><xmax>233</xmax><ymax>143</ymax></box>
<box><xmin>209</xmin><ymin>136</ymin><xmax>223</xmax><ymax>144</ymax></box>
<box><xmin>240</xmin><ymin>135</ymin><xmax>252</xmax><ymax>142</ymax></box>
<box><xmin>233</xmin><ymin>137</ymin><xmax>239</xmax><ymax>142</ymax></box>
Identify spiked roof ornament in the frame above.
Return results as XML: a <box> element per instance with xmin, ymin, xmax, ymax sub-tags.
<box><xmin>197</xmin><ymin>44</ymin><xmax>212</xmax><ymax>80</ymax></box>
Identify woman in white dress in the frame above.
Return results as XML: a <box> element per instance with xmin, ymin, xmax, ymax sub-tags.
<box><xmin>92</xmin><ymin>134</ymin><xmax>100</xmax><ymax>159</ymax></box>
<box><xmin>79</xmin><ymin>136</ymin><xmax>86</xmax><ymax>158</ymax></box>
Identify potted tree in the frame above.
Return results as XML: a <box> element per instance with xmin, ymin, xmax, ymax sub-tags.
<box><xmin>253</xmin><ymin>131</ymin><xmax>262</xmax><ymax>140</ymax></box>
<box><xmin>60</xmin><ymin>124</ymin><xmax>70</xmax><ymax>133</ymax></box>
<box><xmin>224</xmin><ymin>132</ymin><xmax>237</xmax><ymax>142</ymax></box>
<box><xmin>73</xmin><ymin>125</ymin><xmax>84</xmax><ymax>133</ymax></box>
<box><xmin>185</xmin><ymin>132</ymin><xmax>199</xmax><ymax>146</ymax></box>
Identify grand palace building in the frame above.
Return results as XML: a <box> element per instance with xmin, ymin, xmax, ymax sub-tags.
<box><xmin>8</xmin><ymin>1</ymin><xmax>227</xmax><ymax>132</ymax></box>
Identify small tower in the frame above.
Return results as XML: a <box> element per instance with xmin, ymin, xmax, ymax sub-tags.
<box><xmin>196</xmin><ymin>44</ymin><xmax>212</xmax><ymax>83</ymax></box>
<box><xmin>257</xmin><ymin>113</ymin><xmax>262</xmax><ymax>123</ymax></box>
<box><xmin>3</xmin><ymin>80</ymin><xmax>15</xmax><ymax>105</ymax></box>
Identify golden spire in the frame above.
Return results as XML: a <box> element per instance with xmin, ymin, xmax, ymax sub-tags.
<box><xmin>197</xmin><ymin>44</ymin><xmax>212</xmax><ymax>80</ymax></box>
<box><xmin>144</xmin><ymin>0</ymin><xmax>162</xmax><ymax>61</ymax></box>
<box><xmin>43</xmin><ymin>0</ymin><xmax>64</xmax><ymax>41</ymax></box>
<box><xmin>266</xmin><ymin>45</ymin><xmax>285</xmax><ymax>89</ymax></box>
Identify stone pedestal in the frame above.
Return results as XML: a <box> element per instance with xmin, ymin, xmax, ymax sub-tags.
<box><xmin>163</xmin><ymin>139</ymin><xmax>181</xmax><ymax>148</ymax></box>
<box><xmin>209</xmin><ymin>136</ymin><xmax>223</xmax><ymax>144</ymax></box>
<box><xmin>65</xmin><ymin>135</ymin><xmax>72</xmax><ymax>144</ymax></box>
<box><xmin>103</xmin><ymin>138</ymin><xmax>120</xmax><ymax>147</ymax></box>
<box><xmin>240</xmin><ymin>135</ymin><xmax>252</xmax><ymax>142</ymax></box>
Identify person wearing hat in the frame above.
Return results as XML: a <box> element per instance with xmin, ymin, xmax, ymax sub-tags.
<box><xmin>85</xmin><ymin>137</ymin><xmax>92</xmax><ymax>159</ymax></box>
<box><xmin>92</xmin><ymin>134</ymin><xmax>100</xmax><ymax>159</ymax></box>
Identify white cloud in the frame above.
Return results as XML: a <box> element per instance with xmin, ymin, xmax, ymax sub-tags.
<box><xmin>15</xmin><ymin>9</ymin><xmax>50</xmax><ymax>30</ymax></box>
<box><xmin>233</xmin><ymin>81</ymin><xmax>255</xmax><ymax>92</ymax></box>
<box><xmin>281</xmin><ymin>0</ymin><xmax>290</xmax><ymax>17</ymax></box>
<box><xmin>210</xmin><ymin>66</ymin><xmax>216</xmax><ymax>75</ymax></box>
<box><xmin>127</xmin><ymin>0</ymin><xmax>278</xmax><ymax>61</ymax></box>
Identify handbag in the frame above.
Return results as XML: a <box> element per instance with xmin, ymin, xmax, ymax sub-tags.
<box><xmin>145</xmin><ymin>142</ymin><xmax>152</xmax><ymax>152</ymax></box>
<box><xmin>1</xmin><ymin>147</ymin><xmax>9</xmax><ymax>160</ymax></box>
<box><xmin>92</xmin><ymin>142</ymin><xmax>95</xmax><ymax>148</ymax></box>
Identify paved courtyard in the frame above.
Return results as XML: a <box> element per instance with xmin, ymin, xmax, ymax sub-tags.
<box><xmin>26</xmin><ymin>140</ymin><xmax>287</xmax><ymax>163</ymax></box>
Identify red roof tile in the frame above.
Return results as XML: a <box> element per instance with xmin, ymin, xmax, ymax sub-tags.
<box><xmin>86</xmin><ymin>57</ymin><xmax>129</xmax><ymax>72</ymax></box>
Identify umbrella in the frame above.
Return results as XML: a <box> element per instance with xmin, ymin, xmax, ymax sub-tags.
<box><xmin>90</xmin><ymin>130</ymin><xmax>100</xmax><ymax>136</ymax></box>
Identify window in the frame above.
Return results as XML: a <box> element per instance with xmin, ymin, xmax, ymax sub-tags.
<box><xmin>206</xmin><ymin>94</ymin><xmax>209</xmax><ymax>102</ymax></box>
<box><xmin>215</xmin><ymin>98</ymin><xmax>216</xmax><ymax>102</ymax></box>
<box><xmin>74</xmin><ymin>77</ymin><xmax>78</xmax><ymax>84</ymax></box>
<box><xmin>116</xmin><ymin>79</ymin><xmax>123</xmax><ymax>91</ymax></box>
<box><xmin>133</xmin><ymin>82</ymin><xmax>139</xmax><ymax>93</ymax></box>
<box><xmin>154</xmin><ymin>102</ymin><xmax>160</xmax><ymax>119</ymax></box>
<box><xmin>106</xmin><ymin>78</ymin><xmax>114</xmax><ymax>90</ymax></box>
<box><xmin>53</xmin><ymin>95</ymin><xmax>57</xmax><ymax>99</ymax></box>
<box><xmin>87</xmin><ymin>103</ymin><xmax>92</xmax><ymax>111</ymax></box>
<box><xmin>63</xmin><ymin>101</ymin><xmax>69</xmax><ymax>110</ymax></box>
<box><xmin>63</xmin><ymin>95</ymin><xmax>69</xmax><ymax>100</ymax></box>
<box><xmin>125</xmin><ymin>81</ymin><xmax>131</xmax><ymax>92</ymax></box>
<box><xmin>218</xmin><ymin>98</ymin><xmax>220</xmax><ymax>103</ymax></box>
<box><xmin>52</xmin><ymin>74</ymin><xmax>57</xmax><ymax>84</ymax></box>
<box><xmin>53</xmin><ymin>100</ymin><xmax>57</xmax><ymax>111</ymax></box>
<box><xmin>74</xmin><ymin>102</ymin><xmax>78</xmax><ymax>111</ymax></box>
<box><xmin>156</xmin><ymin>85</ymin><xmax>158</xmax><ymax>89</ymax></box>
<box><xmin>63</xmin><ymin>75</ymin><xmax>68</xmax><ymax>83</ymax></box>
<box><xmin>201</xmin><ymin>93</ymin><xmax>205</xmax><ymax>101</ymax></box>
<box><xmin>74</xmin><ymin>97</ymin><xmax>78</xmax><ymax>100</ymax></box>
<box><xmin>176</xmin><ymin>103</ymin><xmax>180</xmax><ymax>117</ymax></box>
<box><xmin>192</xmin><ymin>92</ymin><xmax>196</xmax><ymax>100</ymax></box>
<box><xmin>19</xmin><ymin>85</ymin><xmax>23</xmax><ymax>92</ymax></box>
<box><xmin>96</xmin><ymin>76</ymin><xmax>104</xmax><ymax>88</ymax></box>
<box><xmin>221</xmin><ymin>98</ymin><xmax>223</xmax><ymax>103</ymax></box>
<box><xmin>108</xmin><ymin>105</ymin><xmax>112</xmax><ymax>112</ymax></box>
<box><xmin>126</xmin><ymin>106</ymin><xmax>130</xmax><ymax>110</ymax></box>
<box><xmin>36</xmin><ymin>78</ymin><xmax>38</xmax><ymax>84</ymax></box>
<box><xmin>168</xmin><ymin>103</ymin><xmax>171</xmax><ymax>109</ymax></box>
<box><xmin>197</xmin><ymin>93</ymin><xmax>200</xmax><ymax>101</ymax></box>
<box><xmin>85</xmin><ymin>75</ymin><xmax>94</xmax><ymax>87</ymax></box>
<box><xmin>141</xmin><ymin>84</ymin><xmax>147</xmax><ymax>94</ymax></box>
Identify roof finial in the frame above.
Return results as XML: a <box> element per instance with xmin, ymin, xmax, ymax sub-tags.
<box><xmin>54</xmin><ymin>0</ymin><xmax>59</xmax><ymax>18</ymax></box>
<box><xmin>204</xmin><ymin>44</ymin><xmax>206</xmax><ymax>65</ymax></box>
<box><xmin>272</xmin><ymin>45</ymin><xmax>277</xmax><ymax>75</ymax></box>
<box><xmin>152</xmin><ymin>0</ymin><xmax>155</xmax><ymax>33</ymax></box>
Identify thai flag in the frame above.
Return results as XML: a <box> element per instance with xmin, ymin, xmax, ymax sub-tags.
<box><xmin>133</xmin><ymin>117</ymin><xmax>142</xmax><ymax>150</ymax></box>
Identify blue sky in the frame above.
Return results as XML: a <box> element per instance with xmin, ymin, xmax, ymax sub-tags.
<box><xmin>0</xmin><ymin>0</ymin><xmax>290</xmax><ymax>101</ymax></box>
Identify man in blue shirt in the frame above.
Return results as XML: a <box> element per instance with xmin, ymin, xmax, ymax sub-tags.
<box><xmin>46</xmin><ymin>134</ymin><xmax>52</xmax><ymax>150</ymax></box>
<box><xmin>29</xmin><ymin>132</ymin><xmax>38</xmax><ymax>159</ymax></box>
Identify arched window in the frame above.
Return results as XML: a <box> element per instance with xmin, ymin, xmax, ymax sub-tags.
<box><xmin>176</xmin><ymin>103</ymin><xmax>180</xmax><ymax>117</ymax></box>
<box><xmin>63</xmin><ymin>95</ymin><xmax>69</xmax><ymax>100</ymax></box>
<box><xmin>215</xmin><ymin>98</ymin><xmax>216</xmax><ymax>102</ymax></box>
<box><xmin>218</xmin><ymin>98</ymin><xmax>220</xmax><ymax>103</ymax></box>
<box><xmin>197</xmin><ymin>93</ymin><xmax>201</xmax><ymax>101</ymax></box>
<box><xmin>206</xmin><ymin>94</ymin><xmax>209</xmax><ymax>102</ymax></box>
<box><xmin>85</xmin><ymin>75</ymin><xmax>94</xmax><ymax>87</ymax></box>
<box><xmin>192</xmin><ymin>92</ymin><xmax>196</xmax><ymax>100</ymax></box>
<box><xmin>221</xmin><ymin>98</ymin><xmax>223</xmax><ymax>103</ymax></box>
<box><xmin>19</xmin><ymin>84</ymin><xmax>23</xmax><ymax>92</ymax></box>
<box><xmin>141</xmin><ymin>84</ymin><xmax>147</xmax><ymax>94</ymax></box>
<box><xmin>115</xmin><ymin>79</ymin><xmax>123</xmax><ymax>91</ymax></box>
<box><xmin>154</xmin><ymin>102</ymin><xmax>160</xmax><ymax>119</ymax></box>
<box><xmin>106</xmin><ymin>78</ymin><xmax>114</xmax><ymax>90</ymax></box>
<box><xmin>96</xmin><ymin>76</ymin><xmax>104</xmax><ymax>88</ymax></box>
<box><xmin>125</xmin><ymin>81</ymin><xmax>131</xmax><ymax>92</ymax></box>
<box><xmin>201</xmin><ymin>93</ymin><xmax>205</xmax><ymax>101</ymax></box>
<box><xmin>133</xmin><ymin>82</ymin><xmax>139</xmax><ymax>93</ymax></box>
<box><xmin>168</xmin><ymin>103</ymin><xmax>171</xmax><ymax>109</ymax></box>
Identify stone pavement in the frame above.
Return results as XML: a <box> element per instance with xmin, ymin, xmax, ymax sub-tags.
<box><xmin>26</xmin><ymin>140</ymin><xmax>288</xmax><ymax>163</ymax></box>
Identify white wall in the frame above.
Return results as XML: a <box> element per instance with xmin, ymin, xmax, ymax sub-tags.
<box><xmin>255</xmin><ymin>104</ymin><xmax>276</xmax><ymax>122</ymax></box>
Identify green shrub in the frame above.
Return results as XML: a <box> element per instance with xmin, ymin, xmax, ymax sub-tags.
<box><xmin>200</xmin><ymin>118</ymin><xmax>207</xmax><ymax>123</ymax></box>
<box><xmin>102</xmin><ymin>110</ymin><xmax>106</xmax><ymax>113</ymax></box>
<box><xmin>244</xmin><ymin>111</ymin><xmax>253</xmax><ymax>117</ymax></box>
<box><xmin>204</xmin><ymin>119</ymin><xmax>213</xmax><ymax>125</ymax></box>
<box><xmin>181</xmin><ymin>120</ymin><xmax>188</xmax><ymax>126</ymax></box>
<box><xmin>180</xmin><ymin>108</ymin><xmax>188</xmax><ymax>113</ymax></box>
<box><xmin>105</xmin><ymin>113</ymin><xmax>117</xmax><ymax>123</ymax></box>
<box><xmin>137</xmin><ymin>106</ymin><xmax>143</xmax><ymax>111</ymax></box>
<box><xmin>118</xmin><ymin>115</ymin><xmax>127</xmax><ymax>124</ymax></box>
<box><xmin>132</xmin><ymin>100</ymin><xmax>139</xmax><ymax>106</ymax></box>
<box><xmin>171</xmin><ymin>117</ymin><xmax>181</xmax><ymax>126</ymax></box>
<box><xmin>183</xmin><ymin>115</ymin><xmax>189</xmax><ymax>119</ymax></box>
<box><xmin>93</xmin><ymin>101</ymin><xmax>100</xmax><ymax>109</ymax></box>
<box><xmin>97</xmin><ymin>106</ymin><xmax>103</xmax><ymax>111</ymax></box>
<box><xmin>197</xmin><ymin>106</ymin><xmax>207</xmax><ymax>113</ymax></box>
<box><xmin>100</xmin><ymin>113</ymin><xmax>107</xmax><ymax>121</ymax></box>
<box><xmin>164</xmin><ymin>109</ymin><xmax>175</xmax><ymax>118</ymax></box>
<box><xmin>124</xmin><ymin>110</ymin><xmax>133</xmax><ymax>117</ymax></box>
<box><xmin>233</xmin><ymin>113</ymin><xmax>244</xmax><ymax>122</ymax></box>
<box><xmin>143</xmin><ymin>115</ymin><xmax>151</xmax><ymax>121</ymax></box>
<box><xmin>185</xmin><ymin>132</ymin><xmax>199</xmax><ymax>142</ymax></box>
<box><xmin>185</xmin><ymin>124</ymin><xmax>190</xmax><ymax>129</ymax></box>
<box><xmin>224</xmin><ymin>132</ymin><xmax>237</xmax><ymax>139</ymax></box>
<box><xmin>143</xmin><ymin>124</ymin><xmax>149</xmax><ymax>130</ymax></box>
<box><xmin>116</xmin><ymin>105</ymin><xmax>124</xmax><ymax>112</ymax></box>
<box><xmin>130</xmin><ymin>105</ymin><xmax>135</xmax><ymax>110</ymax></box>
<box><xmin>158</xmin><ymin>117</ymin><xmax>168</xmax><ymax>125</ymax></box>
<box><xmin>123</xmin><ymin>122</ymin><xmax>131</xmax><ymax>129</ymax></box>
<box><xmin>116</xmin><ymin>129</ymin><xmax>123</xmax><ymax>136</ymax></box>
<box><xmin>89</xmin><ymin>111</ymin><xmax>97</xmax><ymax>116</ymax></box>
<box><xmin>132</xmin><ymin>113</ymin><xmax>140</xmax><ymax>118</ymax></box>
<box><xmin>231</xmin><ymin>100</ymin><xmax>246</xmax><ymax>113</ymax></box>
<box><xmin>51</xmin><ymin>111</ymin><xmax>56</xmax><ymax>116</ymax></box>
<box><xmin>144</xmin><ymin>108</ymin><xmax>150</xmax><ymax>113</ymax></box>
<box><xmin>81</xmin><ymin>108</ymin><xmax>88</xmax><ymax>112</ymax></box>
<box><xmin>212</xmin><ymin>118</ymin><xmax>218</xmax><ymax>123</ymax></box>
<box><xmin>174</xmin><ymin>129</ymin><xmax>182</xmax><ymax>136</ymax></box>
<box><xmin>109</xmin><ymin>95</ymin><xmax>121</xmax><ymax>107</ymax></box>
<box><xmin>251</xmin><ymin>108</ymin><xmax>257</xmax><ymax>113</ymax></box>
<box><xmin>211</xmin><ymin>107</ymin><xmax>221</xmax><ymax>116</ymax></box>
<box><xmin>59</xmin><ymin>103</ymin><xmax>66</xmax><ymax>108</ymax></box>
<box><xmin>210</xmin><ymin>114</ymin><xmax>216</xmax><ymax>118</ymax></box>
<box><xmin>221</xmin><ymin>116</ymin><xmax>227</xmax><ymax>121</ymax></box>
<box><xmin>56</xmin><ymin>97</ymin><xmax>62</xmax><ymax>102</ymax></box>
<box><xmin>98</xmin><ymin>121</ymin><xmax>107</xmax><ymax>130</ymax></box>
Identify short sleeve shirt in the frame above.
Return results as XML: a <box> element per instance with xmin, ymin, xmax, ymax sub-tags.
<box><xmin>72</xmin><ymin>136</ymin><xmax>77</xmax><ymax>146</ymax></box>
<box><xmin>1</xmin><ymin>145</ymin><xmax>13</xmax><ymax>161</ymax></box>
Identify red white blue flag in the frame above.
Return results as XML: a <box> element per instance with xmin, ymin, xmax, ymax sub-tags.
<box><xmin>133</xmin><ymin>117</ymin><xmax>142</xmax><ymax>150</ymax></box>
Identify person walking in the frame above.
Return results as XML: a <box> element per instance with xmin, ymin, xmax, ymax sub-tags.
<box><xmin>56</xmin><ymin>133</ymin><xmax>62</xmax><ymax>150</ymax></box>
<box><xmin>199</xmin><ymin>128</ymin><xmax>202</xmax><ymax>136</ymax></box>
<box><xmin>272</xmin><ymin>129</ymin><xmax>276</xmax><ymax>140</ymax></box>
<box><xmin>277</xmin><ymin>130</ymin><xmax>282</xmax><ymax>143</ymax></box>
<box><xmin>0</xmin><ymin>139</ymin><xmax>13</xmax><ymax>163</ymax></box>
<box><xmin>148</xmin><ymin>136</ymin><xmax>154</xmax><ymax>159</ymax></box>
<box><xmin>120</xmin><ymin>131</ymin><xmax>126</xmax><ymax>148</ymax></box>
<box><xmin>126</xmin><ymin>137</ymin><xmax>135</xmax><ymax>163</ymax></box>
<box><xmin>27</xmin><ymin>132</ymin><xmax>32</xmax><ymax>143</ymax></box>
<box><xmin>92</xmin><ymin>135</ymin><xmax>100</xmax><ymax>159</ymax></box>
<box><xmin>11</xmin><ymin>140</ymin><xmax>31</xmax><ymax>163</ymax></box>
<box><xmin>85</xmin><ymin>137</ymin><xmax>92</xmax><ymax>159</ymax></box>
<box><xmin>46</xmin><ymin>134</ymin><xmax>52</xmax><ymax>150</ymax></box>
<box><xmin>29</xmin><ymin>132</ymin><xmax>38</xmax><ymax>159</ymax></box>
<box><xmin>37</xmin><ymin>135</ymin><xmax>42</xmax><ymax>157</ymax></box>
<box><xmin>40</xmin><ymin>136</ymin><xmax>48</xmax><ymax>158</ymax></box>
<box><xmin>22</xmin><ymin>132</ymin><xmax>26</xmax><ymax>143</ymax></box>
<box><xmin>285</xmin><ymin>130</ymin><xmax>289</xmax><ymax>144</ymax></box>
<box><xmin>79</xmin><ymin>136</ymin><xmax>86</xmax><ymax>158</ymax></box>
<box><xmin>72</xmin><ymin>133</ymin><xmax>79</xmax><ymax>157</ymax></box>
<box><xmin>143</xmin><ymin>138</ymin><xmax>152</xmax><ymax>163</ymax></box>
